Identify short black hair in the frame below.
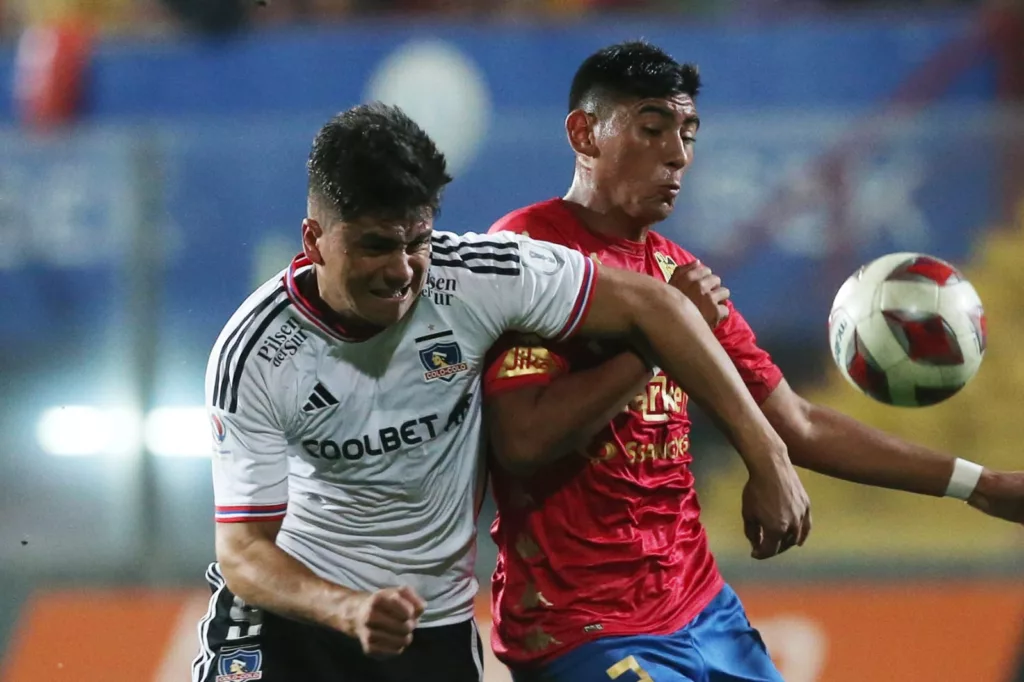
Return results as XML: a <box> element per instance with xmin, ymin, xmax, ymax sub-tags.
<box><xmin>568</xmin><ymin>41</ymin><xmax>701</xmax><ymax>113</ymax></box>
<box><xmin>307</xmin><ymin>102</ymin><xmax>452</xmax><ymax>223</ymax></box>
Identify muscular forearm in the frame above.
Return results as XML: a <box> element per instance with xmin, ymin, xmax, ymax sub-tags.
<box><xmin>578</xmin><ymin>267</ymin><xmax>811</xmax><ymax>554</ymax></box>
<box><xmin>538</xmin><ymin>351</ymin><xmax>653</xmax><ymax>450</ymax></box>
<box><xmin>218</xmin><ymin>536</ymin><xmax>359</xmax><ymax>634</ymax></box>
<box><xmin>777</xmin><ymin>402</ymin><xmax>956</xmax><ymax>496</ymax></box>
<box><xmin>635</xmin><ymin>287</ymin><xmax>788</xmax><ymax>469</ymax></box>
<box><xmin>490</xmin><ymin>351</ymin><xmax>652</xmax><ymax>471</ymax></box>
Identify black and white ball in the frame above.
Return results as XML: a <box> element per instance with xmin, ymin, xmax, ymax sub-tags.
<box><xmin>828</xmin><ymin>253</ymin><xmax>986</xmax><ymax>407</ymax></box>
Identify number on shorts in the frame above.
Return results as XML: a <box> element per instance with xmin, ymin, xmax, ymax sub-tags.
<box><xmin>227</xmin><ymin>595</ymin><xmax>264</xmax><ymax>640</ymax></box>
<box><xmin>607</xmin><ymin>655</ymin><xmax>654</xmax><ymax>681</ymax></box>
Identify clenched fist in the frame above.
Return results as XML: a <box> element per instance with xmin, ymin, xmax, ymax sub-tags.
<box><xmin>348</xmin><ymin>586</ymin><xmax>426</xmax><ymax>658</ymax></box>
<box><xmin>742</xmin><ymin>458</ymin><xmax>812</xmax><ymax>560</ymax></box>
<box><xmin>669</xmin><ymin>261</ymin><xmax>730</xmax><ymax>329</ymax></box>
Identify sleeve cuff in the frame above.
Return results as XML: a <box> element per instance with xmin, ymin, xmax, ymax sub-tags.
<box><xmin>748</xmin><ymin>367</ymin><xmax>785</xmax><ymax>405</ymax></box>
<box><xmin>554</xmin><ymin>256</ymin><xmax>597</xmax><ymax>341</ymax></box>
<box><xmin>484</xmin><ymin>371</ymin><xmax>559</xmax><ymax>398</ymax></box>
<box><xmin>215</xmin><ymin>502</ymin><xmax>288</xmax><ymax>523</ymax></box>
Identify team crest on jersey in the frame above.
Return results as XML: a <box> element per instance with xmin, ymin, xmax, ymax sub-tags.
<box><xmin>654</xmin><ymin>251</ymin><xmax>678</xmax><ymax>281</ymax></box>
<box><xmin>211</xmin><ymin>413</ymin><xmax>227</xmax><ymax>443</ymax></box>
<box><xmin>216</xmin><ymin>646</ymin><xmax>263</xmax><ymax>682</ymax></box>
<box><xmin>419</xmin><ymin>341</ymin><xmax>470</xmax><ymax>383</ymax></box>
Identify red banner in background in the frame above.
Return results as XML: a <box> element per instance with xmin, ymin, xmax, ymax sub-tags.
<box><xmin>3</xmin><ymin>583</ymin><xmax>1023</xmax><ymax>682</ymax></box>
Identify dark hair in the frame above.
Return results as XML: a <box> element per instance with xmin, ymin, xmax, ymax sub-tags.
<box><xmin>568</xmin><ymin>41</ymin><xmax>701</xmax><ymax>113</ymax></box>
<box><xmin>307</xmin><ymin>103</ymin><xmax>452</xmax><ymax>223</ymax></box>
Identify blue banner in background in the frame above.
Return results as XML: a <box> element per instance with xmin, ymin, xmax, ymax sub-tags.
<box><xmin>75</xmin><ymin>16</ymin><xmax>991</xmax><ymax>120</ymax></box>
<box><xmin>0</xmin><ymin>130</ymin><xmax>137</xmax><ymax>341</ymax></box>
<box><xmin>0</xmin><ymin>13</ymin><xmax>1008</xmax><ymax>405</ymax></box>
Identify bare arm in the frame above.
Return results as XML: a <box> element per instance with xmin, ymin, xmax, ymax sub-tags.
<box><xmin>486</xmin><ymin>350</ymin><xmax>652</xmax><ymax>474</ymax></box>
<box><xmin>582</xmin><ymin>264</ymin><xmax>789</xmax><ymax>474</ymax></box>
<box><xmin>216</xmin><ymin>520</ymin><xmax>360</xmax><ymax>631</ymax></box>
<box><xmin>485</xmin><ymin>259</ymin><xmax>731</xmax><ymax>475</ymax></box>
<box><xmin>216</xmin><ymin>521</ymin><xmax>425</xmax><ymax>656</ymax></box>
<box><xmin>761</xmin><ymin>379</ymin><xmax>1024</xmax><ymax>524</ymax></box>
<box><xmin>578</xmin><ymin>265</ymin><xmax>811</xmax><ymax>557</ymax></box>
<box><xmin>762</xmin><ymin>380</ymin><xmax>956</xmax><ymax>495</ymax></box>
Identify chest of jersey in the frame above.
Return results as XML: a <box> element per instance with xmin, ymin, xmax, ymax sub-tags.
<box><xmin>284</xmin><ymin>300</ymin><xmax>490</xmax><ymax>481</ymax></box>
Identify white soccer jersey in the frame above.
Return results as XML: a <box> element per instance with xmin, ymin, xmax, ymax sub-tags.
<box><xmin>205</xmin><ymin>230</ymin><xmax>596</xmax><ymax>626</ymax></box>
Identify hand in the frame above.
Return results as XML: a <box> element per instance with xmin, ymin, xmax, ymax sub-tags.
<box><xmin>348</xmin><ymin>586</ymin><xmax>426</xmax><ymax>658</ymax></box>
<box><xmin>742</xmin><ymin>458</ymin><xmax>812</xmax><ymax>559</ymax></box>
<box><xmin>668</xmin><ymin>261</ymin><xmax>730</xmax><ymax>329</ymax></box>
<box><xmin>968</xmin><ymin>469</ymin><xmax>1024</xmax><ymax>524</ymax></box>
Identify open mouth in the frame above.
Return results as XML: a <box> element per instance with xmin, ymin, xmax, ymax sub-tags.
<box><xmin>370</xmin><ymin>286</ymin><xmax>411</xmax><ymax>301</ymax></box>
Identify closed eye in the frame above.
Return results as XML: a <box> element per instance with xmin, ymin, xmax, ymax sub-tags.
<box><xmin>408</xmin><ymin>237</ymin><xmax>431</xmax><ymax>253</ymax></box>
<box><xmin>358</xmin><ymin>237</ymin><xmax>399</xmax><ymax>254</ymax></box>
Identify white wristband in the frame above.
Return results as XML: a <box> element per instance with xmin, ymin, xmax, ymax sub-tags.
<box><xmin>944</xmin><ymin>458</ymin><xmax>984</xmax><ymax>501</ymax></box>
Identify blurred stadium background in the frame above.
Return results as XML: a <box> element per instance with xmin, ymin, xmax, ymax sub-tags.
<box><xmin>0</xmin><ymin>0</ymin><xmax>1022</xmax><ymax>680</ymax></box>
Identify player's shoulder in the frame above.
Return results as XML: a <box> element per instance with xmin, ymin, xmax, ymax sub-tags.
<box><xmin>430</xmin><ymin>227</ymin><xmax>586</xmax><ymax>281</ymax></box>
<box><xmin>429</xmin><ymin>230</ymin><xmax>525</xmax><ymax>281</ymax></box>
<box><xmin>212</xmin><ymin>273</ymin><xmax>290</xmax><ymax>354</ymax></box>
<box><xmin>488</xmin><ymin>198</ymin><xmax>568</xmax><ymax>240</ymax></box>
<box><xmin>647</xmin><ymin>230</ymin><xmax>699</xmax><ymax>268</ymax></box>
<box><xmin>207</xmin><ymin>271</ymin><xmax>317</xmax><ymax>415</ymax></box>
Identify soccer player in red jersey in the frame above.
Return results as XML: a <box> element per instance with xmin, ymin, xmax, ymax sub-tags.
<box><xmin>482</xmin><ymin>41</ymin><xmax>1024</xmax><ymax>681</ymax></box>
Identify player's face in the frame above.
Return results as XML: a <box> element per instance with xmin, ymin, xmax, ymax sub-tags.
<box><xmin>594</xmin><ymin>94</ymin><xmax>699</xmax><ymax>224</ymax></box>
<box><xmin>310</xmin><ymin>217</ymin><xmax>432</xmax><ymax>328</ymax></box>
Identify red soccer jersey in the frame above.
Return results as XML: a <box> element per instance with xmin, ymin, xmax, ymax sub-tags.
<box><xmin>482</xmin><ymin>198</ymin><xmax>784</xmax><ymax>667</ymax></box>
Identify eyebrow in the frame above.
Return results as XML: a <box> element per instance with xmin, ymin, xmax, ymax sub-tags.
<box><xmin>358</xmin><ymin>228</ymin><xmax>432</xmax><ymax>246</ymax></box>
<box><xmin>356</xmin><ymin>233</ymin><xmax>398</xmax><ymax>248</ymax></box>
<box><xmin>637</xmin><ymin>104</ymin><xmax>701</xmax><ymax>130</ymax></box>
<box><xmin>637</xmin><ymin>103</ymin><xmax>674</xmax><ymax>119</ymax></box>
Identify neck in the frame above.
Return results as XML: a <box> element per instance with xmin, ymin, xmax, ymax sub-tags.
<box><xmin>563</xmin><ymin>173</ymin><xmax>651</xmax><ymax>243</ymax></box>
<box><xmin>303</xmin><ymin>267</ymin><xmax>378</xmax><ymax>333</ymax></box>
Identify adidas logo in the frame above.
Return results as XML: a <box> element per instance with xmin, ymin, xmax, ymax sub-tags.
<box><xmin>302</xmin><ymin>382</ymin><xmax>339</xmax><ymax>412</ymax></box>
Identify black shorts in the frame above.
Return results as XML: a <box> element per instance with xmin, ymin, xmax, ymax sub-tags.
<box><xmin>191</xmin><ymin>563</ymin><xmax>484</xmax><ymax>682</ymax></box>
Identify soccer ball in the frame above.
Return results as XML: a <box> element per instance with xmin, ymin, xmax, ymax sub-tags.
<box><xmin>827</xmin><ymin>252</ymin><xmax>986</xmax><ymax>407</ymax></box>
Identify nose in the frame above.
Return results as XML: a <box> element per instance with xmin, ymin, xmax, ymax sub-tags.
<box><xmin>665</xmin><ymin>133</ymin><xmax>692</xmax><ymax>172</ymax></box>
<box><xmin>382</xmin><ymin>250</ymin><xmax>414</xmax><ymax>287</ymax></box>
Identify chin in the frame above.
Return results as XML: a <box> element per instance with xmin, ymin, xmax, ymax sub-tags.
<box><xmin>360</xmin><ymin>298</ymin><xmax>417</xmax><ymax>328</ymax></box>
<box><xmin>635</xmin><ymin>204</ymin><xmax>674</xmax><ymax>225</ymax></box>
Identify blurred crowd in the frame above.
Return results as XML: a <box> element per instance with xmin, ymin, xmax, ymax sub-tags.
<box><xmin>0</xmin><ymin>0</ymin><xmax>990</xmax><ymax>38</ymax></box>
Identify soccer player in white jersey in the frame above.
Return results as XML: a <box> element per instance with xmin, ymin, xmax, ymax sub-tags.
<box><xmin>191</xmin><ymin>103</ymin><xmax>811</xmax><ymax>682</ymax></box>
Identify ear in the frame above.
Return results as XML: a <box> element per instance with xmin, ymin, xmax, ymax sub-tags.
<box><xmin>565</xmin><ymin>109</ymin><xmax>599</xmax><ymax>159</ymax></box>
<box><xmin>302</xmin><ymin>218</ymin><xmax>325</xmax><ymax>264</ymax></box>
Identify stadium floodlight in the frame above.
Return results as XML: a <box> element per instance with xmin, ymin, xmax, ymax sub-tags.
<box><xmin>37</xmin><ymin>405</ymin><xmax>142</xmax><ymax>457</ymax></box>
<box><xmin>144</xmin><ymin>406</ymin><xmax>211</xmax><ymax>458</ymax></box>
<box><xmin>37</xmin><ymin>405</ymin><xmax>212</xmax><ymax>458</ymax></box>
